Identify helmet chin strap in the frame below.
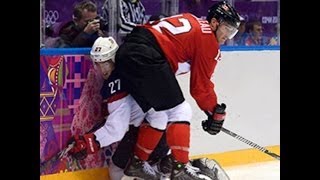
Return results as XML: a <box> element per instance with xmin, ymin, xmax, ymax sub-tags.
<box><xmin>210</xmin><ymin>21</ymin><xmax>219</xmax><ymax>37</ymax></box>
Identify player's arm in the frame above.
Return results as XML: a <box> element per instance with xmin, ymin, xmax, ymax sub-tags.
<box><xmin>68</xmin><ymin>92</ymin><xmax>131</xmax><ymax>160</ymax></box>
<box><xmin>189</xmin><ymin>41</ymin><xmax>218</xmax><ymax>113</ymax></box>
<box><xmin>94</xmin><ymin>93</ymin><xmax>131</xmax><ymax>147</ymax></box>
<box><xmin>189</xmin><ymin>36</ymin><xmax>226</xmax><ymax>135</ymax></box>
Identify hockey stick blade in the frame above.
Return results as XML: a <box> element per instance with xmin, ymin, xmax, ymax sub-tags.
<box><xmin>40</xmin><ymin>119</ymin><xmax>107</xmax><ymax>174</ymax></box>
<box><xmin>40</xmin><ymin>142</ymin><xmax>74</xmax><ymax>174</ymax></box>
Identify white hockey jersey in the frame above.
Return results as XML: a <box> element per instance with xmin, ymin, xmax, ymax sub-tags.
<box><xmin>94</xmin><ymin>70</ymin><xmax>145</xmax><ymax>147</ymax></box>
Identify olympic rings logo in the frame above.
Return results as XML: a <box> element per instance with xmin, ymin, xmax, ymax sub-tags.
<box><xmin>44</xmin><ymin>10</ymin><xmax>59</xmax><ymax>25</ymax></box>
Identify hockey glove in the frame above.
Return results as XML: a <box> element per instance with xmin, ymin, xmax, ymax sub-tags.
<box><xmin>202</xmin><ymin>103</ymin><xmax>226</xmax><ymax>135</ymax></box>
<box><xmin>68</xmin><ymin>133</ymin><xmax>100</xmax><ymax>160</ymax></box>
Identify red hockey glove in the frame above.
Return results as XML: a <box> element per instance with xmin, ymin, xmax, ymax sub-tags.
<box><xmin>202</xmin><ymin>103</ymin><xmax>226</xmax><ymax>135</ymax></box>
<box><xmin>68</xmin><ymin>133</ymin><xmax>100</xmax><ymax>160</ymax></box>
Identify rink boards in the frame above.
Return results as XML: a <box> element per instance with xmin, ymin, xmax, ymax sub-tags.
<box><xmin>40</xmin><ymin>145</ymin><xmax>280</xmax><ymax>180</ymax></box>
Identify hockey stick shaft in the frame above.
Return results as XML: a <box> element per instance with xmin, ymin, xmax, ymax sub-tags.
<box><xmin>204</xmin><ymin>111</ymin><xmax>280</xmax><ymax>160</ymax></box>
<box><xmin>220</xmin><ymin>127</ymin><xmax>280</xmax><ymax>160</ymax></box>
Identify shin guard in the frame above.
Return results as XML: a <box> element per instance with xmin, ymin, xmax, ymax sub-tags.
<box><xmin>166</xmin><ymin>122</ymin><xmax>190</xmax><ymax>163</ymax></box>
<box><xmin>134</xmin><ymin>123</ymin><xmax>164</xmax><ymax>161</ymax></box>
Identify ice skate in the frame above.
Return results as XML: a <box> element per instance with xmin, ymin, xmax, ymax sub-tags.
<box><xmin>153</xmin><ymin>154</ymin><xmax>173</xmax><ymax>180</ymax></box>
<box><xmin>121</xmin><ymin>156</ymin><xmax>160</xmax><ymax>180</ymax></box>
<box><xmin>170</xmin><ymin>158</ymin><xmax>206</xmax><ymax>180</ymax></box>
<box><xmin>191</xmin><ymin>158</ymin><xmax>230</xmax><ymax>180</ymax></box>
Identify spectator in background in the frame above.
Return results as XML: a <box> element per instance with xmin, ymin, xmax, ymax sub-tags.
<box><xmin>268</xmin><ymin>24</ymin><xmax>279</xmax><ymax>45</ymax></box>
<box><xmin>57</xmin><ymin>0</ymin><xmax>106</xmax><ymax>48</ymax></box>
<box><xmin>244</xmin><ymin>20</ymin><xmax>269</xmax><ymax>46</ymax></box>
<box><xmin>44</xmin><ymin>25</ymin><xmax>60</xmax><ymax>48</ymax></box>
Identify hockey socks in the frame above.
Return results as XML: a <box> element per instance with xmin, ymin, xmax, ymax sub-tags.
<box><xmin>134</xmin><ymin>123</ymin><xmax>164</xmax><ymax>161</ymax></box>
<box><xmin>166</xmin><ymin>122</ymin><xmax>190</xmax><ymax>163</ymax></box>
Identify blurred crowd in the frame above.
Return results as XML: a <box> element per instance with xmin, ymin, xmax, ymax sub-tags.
<box><xmin>41</xmin><ymin>0</ymin><xmax>280</xmax><ymax>48</ymax></box>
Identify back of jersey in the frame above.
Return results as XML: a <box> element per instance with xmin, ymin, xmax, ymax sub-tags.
<box><xmin>144</xmin><ymin>13</ymin><xmax>219</xmax><ymax>73</ymax></box>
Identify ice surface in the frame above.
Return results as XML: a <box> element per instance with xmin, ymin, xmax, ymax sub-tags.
<box><xmin>225</xmin><ymin>160</ymin><xmax>280</xmax><ymax>180</ymax></box>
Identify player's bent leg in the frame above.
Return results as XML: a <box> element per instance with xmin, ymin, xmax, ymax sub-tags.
<box><xmin>166</xmin><ymin>101</ymin><xmax>192</xmax><ymax>124</ymax></box>
<box><xmin>109</xmin><ymin>161</ymin><xmax>125</xmax><ymax>180</ymax></box>
<box><xmin>112</xmin><ymin>125</ymin><xmax>139</xmax><ymax>169</ymax></box>
<box><xmin>164</xmin><ymin>102</ymin><xmax>206</xmax><ymax>179</ymax></box>
<box><xmin>123</xmin><ymin>110</ymin><xmax>168</xmax><ymax>180</ymax></box>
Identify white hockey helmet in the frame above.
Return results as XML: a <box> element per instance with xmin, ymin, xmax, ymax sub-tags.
<box><xmin>90</xmin><ymin>37</ymin><xmax>119</xmax><ymax>63</ymax></box>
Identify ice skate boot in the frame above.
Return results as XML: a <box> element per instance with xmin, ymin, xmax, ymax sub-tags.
<box><xmin>191</xmin><ymin>158</ymin><xmax>230</xmax><ymax>180</ymax></box>
<box><xmin>121</xmin><ymin>156</ymin><xmax>160</xmax><ymax>180</ymax></box>
<box><xmin>153</xmin><ymin>154</ymin><xmax>173</xmax><ymax>180</ymax></box>
<box><xmin>171</xmin><ymin>159</ymin><xmax>206</xmax><ymax>180</ymax></box>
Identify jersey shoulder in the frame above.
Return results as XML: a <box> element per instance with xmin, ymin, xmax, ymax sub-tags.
<box><xmin>100</xmin><ymin>70</ymin><xmax>125</xmax><ymax>100</ymax></box>
<box><xmin>180</xmin><ymin>13</ymin><xmax>212</xmax><ymax>34</ymax></box>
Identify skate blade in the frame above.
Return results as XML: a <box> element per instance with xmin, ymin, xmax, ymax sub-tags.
<box><xmin>209</xmin><ymin>159</ymin><xmax>230</xmax><ymax>180</ymax></box>
<box><xmin>199</xmin><ymin>173</ymin><xmax>214</xmax><ymax>180</ymax></box>
<box><xmin>160</xmin><ymin>174</ymin><xmax>170</xmax><ymax>180</ymax></box>
<box><xmin>121</xmin><ymin>175</ymin><xmax>144</xmax><ymax>180</ymax></box>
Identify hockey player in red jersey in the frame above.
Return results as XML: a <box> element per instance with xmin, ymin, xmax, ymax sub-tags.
<box><xmin>65</xmin><ymin>36</ymin><xmax>226</xmax><ymax>180</ymax></box>
<box><xmin>115</xmin><ymin>1</ymin><xmax>241</xmax><ymax>179</ymax></box>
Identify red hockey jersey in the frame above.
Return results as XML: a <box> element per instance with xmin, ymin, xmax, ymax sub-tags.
<box><xmin>144</xmin><ymin>13</ymin><xmax>221</xmax><ymax>112</ymax></box>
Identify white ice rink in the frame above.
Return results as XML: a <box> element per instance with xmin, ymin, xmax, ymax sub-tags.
<box><xmin>225</xmin><ymin>160</ymin><xmax>280</xmax><ymax>180</ymax></box>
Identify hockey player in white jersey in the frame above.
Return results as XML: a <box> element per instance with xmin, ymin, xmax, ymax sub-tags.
<box><xmin>66</xmin><ymin>36</ymin><xmax>160</xmax><ymax>179</ymax></box>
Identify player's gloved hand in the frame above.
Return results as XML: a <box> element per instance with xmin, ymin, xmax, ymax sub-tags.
<box><xmin>68</xmin><ymin>133</ymin><xmax>100</xmax><ymax>160</ymax></box>
<box><xmin>202</xmin><ymin>103</ymin><xmax>226</xmax><ymax>135</ymax></box>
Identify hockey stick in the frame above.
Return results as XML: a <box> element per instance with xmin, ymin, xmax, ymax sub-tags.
<box><xmin>40</xmin><ymin>142</ymin><xmax>76</xmax><ymax>174</ymax></box>
<box><xmin>220</xmin><ymin>127</ymin><xmax>280</xmax><ymax>160</ymax></box>
<box><xmin>204</xmin><ymin>112</ymin><xmax>280</xmax><ymax>160</ymax></box>
<box><xmin>40</xmin><ymin>119</ymin><xmax>107</xmax><ymax>174</ymax></box>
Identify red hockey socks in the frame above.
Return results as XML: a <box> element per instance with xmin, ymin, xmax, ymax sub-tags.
<box><xmin>134</xmin><ymin>123</ymin><xmax>164</xmax><ymax>161</ymax></box>
<box><xmin>166</xmin><ymin>122</ymin><xmax>190</xmax><ymax>163</ymax></box>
